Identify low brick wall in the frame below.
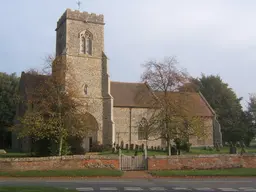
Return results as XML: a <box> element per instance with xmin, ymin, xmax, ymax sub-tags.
<box><xmin>2</xmin><ymin>154</ymin><xmax>256</xmax><ymax>171</ymax></box>
<box><xmin>0</xmin><ymin>155</ymin><xmax>119</xmax><ymax>171</ymax></box>
<box><xmin>148</xmin><ymin>154</ymin><xmax>256</xmax><ymax>170</ymax></box>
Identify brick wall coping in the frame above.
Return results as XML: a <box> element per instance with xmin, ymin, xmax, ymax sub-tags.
<box><xmin>0</xmin><ymin>155</ymin><xmax>119</xmax><ymax>162</ymax></box>
<box><xmin>148</xmin><ymin>153</ymin><xmax>256</xmax><ymax>159</ymax></box>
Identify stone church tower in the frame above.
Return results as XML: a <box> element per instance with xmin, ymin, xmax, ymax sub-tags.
<box><xmin>12</xmin><ymin>8</ymin><xmax>218</xmax><ymax>154</ymax></box>
<box><xmin>54</xmin><ymin>9</ymin><xmax>115</xmax><ymax>151</ymax></box>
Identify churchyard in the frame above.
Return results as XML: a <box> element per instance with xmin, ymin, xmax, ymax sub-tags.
<box><xmin>1</xmin><ymin>144</ymin><xmax>256</xmax><ymax>158</ymax></box>
<box><xmin>1</xmin><ymin>141</ymin><xmax>256</xmax><ymax>178</ymax></box>
<box><xmin>100</xmin><ymin>146</ymin><xmax>256</xmax><ymax>156</ymax></box>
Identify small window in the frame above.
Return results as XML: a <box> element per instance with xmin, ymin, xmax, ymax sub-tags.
<box><xmin>84</xmin><ymin>84</ymin><xmax>88</xmax><ymax>95</ymax></box>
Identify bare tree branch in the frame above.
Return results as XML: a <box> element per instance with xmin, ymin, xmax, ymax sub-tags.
<box><xmin>139</xmin><ymin>56</ymin><xmax>208</xmax><ymax>155</ymax></box>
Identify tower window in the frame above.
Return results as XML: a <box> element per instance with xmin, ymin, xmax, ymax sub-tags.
<box><xmin>85</xmin><ymin>36</ymin><xmax>92</xmax><ymax>55</ymax></box>
<box><xmin>84</xmin><ymin>84</ymin><xmax>88</xmax><ymax>95</ymax></box>
<box><xmin>80</xmin><ymin>30</ymin><xmax>93</xmax><ymax>55</ymax></box>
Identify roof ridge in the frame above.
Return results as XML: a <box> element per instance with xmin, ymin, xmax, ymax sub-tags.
<box><xmin>154</xmin><ymin>90</ymin><xmax>198</xmax><ymax>94</ymax></box>
<box><xmin>111</xmin><ymin>81</ymin><xmax>144</xmax><ymax>84</ymax></box>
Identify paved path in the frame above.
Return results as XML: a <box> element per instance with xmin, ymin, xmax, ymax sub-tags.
<box><xmin>1</xmin><ymin>177</ymin><xmax>256</xmax><ymax>191</ymax></box>
<box><xmin>122</xmin><ymin>171</ymin><xmax>153</xmax><ymax>178</ymax></box>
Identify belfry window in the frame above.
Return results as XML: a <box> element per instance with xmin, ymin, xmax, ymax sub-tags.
<box><xmin>85</xmin><ymin>36</ymin><xmax>92</xmax><ymax>55</ymax></box>
<box><xmin>80</xmin><ymin>30</ymin><xmax>93</xmax><ymax>55</ymax></box>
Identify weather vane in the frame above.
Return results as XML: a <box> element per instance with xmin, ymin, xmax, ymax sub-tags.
<box><xmin>76</xmin><ymin>0</ymin><xmax>82</xmax><ymax>10</ymax></box>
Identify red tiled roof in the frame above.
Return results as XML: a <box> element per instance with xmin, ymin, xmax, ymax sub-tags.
<box><xmin>110</xmin><ymin>81</ymin><xmax>155</xmax><ymax>108</ymax></box>
<box><xmin>154</xmin><ymin>91</ymin><xmax>214</xmax><ymax>117</ymax></box>
<box><xmin>20</xmin><ymin>73</ymin><xmax>214</xmax><ymax>117</ymax></box>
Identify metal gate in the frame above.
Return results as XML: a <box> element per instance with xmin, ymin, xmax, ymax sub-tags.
<box><xmin>120</xmin><ymin>155</ymin><xmax>147</xmax><ymax>171</ymax></box>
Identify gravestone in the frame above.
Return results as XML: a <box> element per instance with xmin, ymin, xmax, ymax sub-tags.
<box><xmin>120</xmin><ymin>141</ymin><xmax>124</xmax><ymax>150</ymax></box>
<box><xmin>171</xmin><ymin>146</ymin><xmax>177</xmax><ymax>155</ymax></box>
<box><xmin>0</xmin><ymin>149</ymin><xmax>6</xmax><ymax>154</ymax></box>
<box><xmin>141</xmin><ymin>144</ymin><xmax>144</xmax><ymax>151</ymax></box>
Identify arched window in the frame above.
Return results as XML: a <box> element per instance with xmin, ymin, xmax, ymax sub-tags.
<box><xmin>80</xmin><ymin>30</ymin><xmax>93</xmax><ymax>55</ymax></box>
<box><xmin>138</xmin><ymin>118</ymin><xmax>148</xmax><ymax>140</ymax></box>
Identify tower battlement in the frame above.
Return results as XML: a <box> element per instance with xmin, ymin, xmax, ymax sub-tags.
<box><xmin>57</xmin><ymin>9</ymin><xmax>104</xmax><ymax>28</ymax></box>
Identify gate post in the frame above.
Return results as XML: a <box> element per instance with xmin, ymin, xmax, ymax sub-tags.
<box><xmin>119</xmin><ymin>148</ymin><xmax>122</xmax><ymax>170</ymax></box>
<box><xmin>144</xmin><ymin>144</ymin><xmax>148</xmax><ymax>159</ymax></box>
<box><xmin>143</xmin><ymin>145</ymin><xmax>148</xmax><ymax>170</ymax></box>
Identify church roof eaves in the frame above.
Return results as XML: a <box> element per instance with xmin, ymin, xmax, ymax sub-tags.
<box><xmin>19</xmin><ymin>74</ymin><xmax>214</xmax><ymax>117</ymax></box>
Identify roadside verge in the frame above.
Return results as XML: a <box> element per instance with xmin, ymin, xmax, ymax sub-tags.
<box><xmin>0</xmin><ymin>168</ymin><xmax>123</xmax><ymax>177</ymax></box>
<box><xmin>149</xmin><ymin>168</ymin><xmax>256</xmax><ymax>177</ymax></box>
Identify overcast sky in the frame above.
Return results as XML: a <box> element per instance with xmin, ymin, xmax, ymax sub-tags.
<box><xmin>0</xmin><ymin>0</ymin><xmax>255</xmax><ymax>107</ymax></box>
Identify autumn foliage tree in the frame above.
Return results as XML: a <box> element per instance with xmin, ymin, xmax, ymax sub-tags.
<box><xmin>140</xmin><ymin>57</ymin><xmax>208</xmax><ymax>155</ymax></box>
<box><xmin>13</xmin><ymin>55</ymin><xmax>97</xmax><ymax>156</ymax></box>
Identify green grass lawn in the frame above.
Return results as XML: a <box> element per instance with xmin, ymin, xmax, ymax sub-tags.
<box><xmin>150</xmin><ymin>168</ymin><xmax>256</xmax><ymax>177</ymax></box>
<box><xmin>1</xmin><ymin>146</ymin><xmax>256</xmax><ymax>158</ymax></box>
<box><xmin>189</xmin><ymin>146</ymin><xmax>256</xmax><ymax>155</ymax></box>
<box><xmin>0</xmin><ymin>169</ymin><xmax>123</xmax><ymax>177</ymax></box>
<box><xmin>0</xmin><ymin>152</ymin><xmax>29</xmax><ymax>158</ymax></box>
<box><xmin>99</xmin><ymin>146</ymin><xmax>256</xmax><ymax>156</ymax></box>
<box><xmin>0</xmin><ymin>186</ymin><xmax>77</xmax><ymax>192</ymax></box>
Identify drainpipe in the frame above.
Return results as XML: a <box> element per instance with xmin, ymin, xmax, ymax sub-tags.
<box><xmin>129</xmin><ymin>108</ymin><xmax>132</xmax><ymax>150</ymax></box>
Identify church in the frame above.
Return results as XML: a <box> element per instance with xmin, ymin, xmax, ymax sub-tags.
<box><xmin>13</xmin><ymin>9</ymin><xmax>222</xmax><ymax>153</ymax></box>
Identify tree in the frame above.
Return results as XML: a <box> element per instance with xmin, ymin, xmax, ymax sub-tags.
<box><xmin>136</xmin><ymin>111</ymin><xmax>161</xmax><ymax>153</ymax></box>
<box><xmin>242</xmin><ymin>94</ymin><xmax>256</xmax><ymax>146</ymax></box>
<box><xmin>13</xmin><ymin>55</ymin><xmax>97</xmax><ymax>156</ymax></box>
<box><xmin>140</xmin><ymin>57</ymin><xmax>208</xmax><ymax>155</ymax></box>
<box><xmin>193</xmin><ymin>74</ymin><xmax>244</xmax><ymax>145</ymax></box>
<box><xmin>0</xmin><ymin>72</ymin><xmax>19</xmax><ymax>149</ymax></box>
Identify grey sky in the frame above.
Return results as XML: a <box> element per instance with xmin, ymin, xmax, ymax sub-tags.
<box><xmin>0</xmin><ymin>0</ymin><xmax>255</xmax><ymax>107</ymax></box>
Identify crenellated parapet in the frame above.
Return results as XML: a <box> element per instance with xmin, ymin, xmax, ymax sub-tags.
<box><xmin>57</xmin><ymin>9</ymin><xmax>104</xmax><ymax>28</ymax></box>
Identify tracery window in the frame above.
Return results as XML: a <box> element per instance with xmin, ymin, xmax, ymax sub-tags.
<box><xmin>80</xmin><ymin>30</ymin><xmax>93</xmax><ymax>55</ymax></box>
